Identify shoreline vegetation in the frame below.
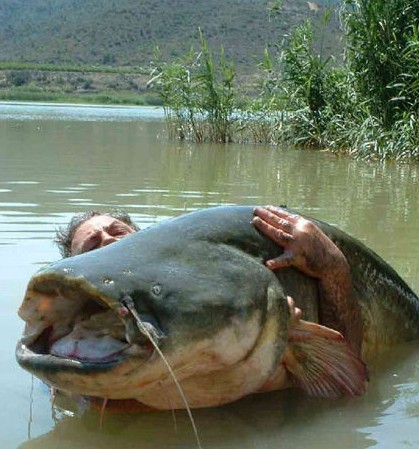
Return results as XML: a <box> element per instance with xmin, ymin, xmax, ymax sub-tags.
<box><xmin>1</xmin><ymin>0</ymin><xmax>417</xmax><ymax>161</ymax></box>
<box><xmin>0</xmin><ymin>62</ymin><xmax>161</xmax><ymax>106</ymax></box>
<box><xmin>0</xmin><ymin>89</ymin><xmax>160</xmax><ymax>106</ymax></box>
<box><xmin>148</xmin><ymin>1</ymin><xmax>418</xmax><ymax>161</ymax></box>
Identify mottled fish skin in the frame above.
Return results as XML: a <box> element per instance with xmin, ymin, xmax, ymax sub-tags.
<box><xmin>311</xmin><ymin>217</ymin><xmax>419</xmax><ymax>358</ymax></box>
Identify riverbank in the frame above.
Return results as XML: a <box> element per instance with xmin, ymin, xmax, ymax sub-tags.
<box><xmin>0</xmin><ymin>88</ymin><xmax>162</xmax><ymax>106</ymax></box>
<box><xmin>0</xmin><ymin>64</ymin><xmax>162</xmax><ymax>106</ymax></box>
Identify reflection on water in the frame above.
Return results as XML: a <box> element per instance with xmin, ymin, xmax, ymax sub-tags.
<box><xmin>0</xmin><ymin>104</ymin><xmax>418</xmax><ymax>449</ymax></box>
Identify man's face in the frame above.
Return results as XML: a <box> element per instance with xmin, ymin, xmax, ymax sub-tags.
<box><xmin>70</xmin><ymin>215</ymin><xmax>135</xmax><ymax>256</ymax></box>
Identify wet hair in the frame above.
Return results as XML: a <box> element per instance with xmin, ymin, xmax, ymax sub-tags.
<box><xmin>54</xmin><ymin>209</ymin><xmax>139</xmax><ymax>258</ymax></box>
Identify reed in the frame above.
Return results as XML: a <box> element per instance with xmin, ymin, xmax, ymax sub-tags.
<box><xmin>342</xmin><ymin>0</ymin><xmax>419</xmax><ymax>127</ymax></box>
<box><xmin>149</xmin><ymin>30</ymin><xmax>236</xmax><ymax>143</ymax></box>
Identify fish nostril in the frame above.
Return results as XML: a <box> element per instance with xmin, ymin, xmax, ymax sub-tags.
<box><xmin>151</xmin><ymin>284</ymin><xmax>162</xmax><ymax>297</ymax></box>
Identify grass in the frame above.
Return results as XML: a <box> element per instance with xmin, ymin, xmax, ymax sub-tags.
<box><xmin>0</xmin><ymin>61</ymin><xmax>147</xmax><ymax>74</ymax></box>
<box><xmin>0</xmin><ymin>88</ymin><xmax>162</xmax><ymax>106</ymax></box>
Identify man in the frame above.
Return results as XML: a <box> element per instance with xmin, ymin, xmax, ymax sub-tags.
<box><xmin>55</xmin><ymin>209</ymin><xmax>138</xmax><ymax>258</ymax></box>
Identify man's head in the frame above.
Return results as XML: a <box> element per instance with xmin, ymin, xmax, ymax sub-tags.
<box><xmin>55</xmin><ymin>210</ymin><xmax>139</xmax><ymax>257</ymax></box>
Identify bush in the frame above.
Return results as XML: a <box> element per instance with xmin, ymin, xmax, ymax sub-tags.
<box><xmin>6</xmin><ymin>70</ymin><xmax>31</xmax><ymax>86</ymax></box>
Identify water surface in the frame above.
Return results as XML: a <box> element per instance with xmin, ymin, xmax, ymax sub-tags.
<box><xmin>1</xmin><ymin>102</ymin><xmax>418</xmax><ymax>449</ymax></box>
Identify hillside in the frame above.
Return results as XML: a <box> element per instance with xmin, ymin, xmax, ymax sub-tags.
<box><xmin>0</xmin><ymin>0</ymin><xmax>342</xmax><ymax>75</ymax></box>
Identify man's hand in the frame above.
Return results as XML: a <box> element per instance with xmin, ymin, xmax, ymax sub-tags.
<box><xmin>252</xmin><ymin>205</ymin><xmax>362</xmax><ymax>354</ymax></box>
<box><xmin>252</xmin><ymin>206</ymin><xmax>349</xmax><ymax>279</ymax></box>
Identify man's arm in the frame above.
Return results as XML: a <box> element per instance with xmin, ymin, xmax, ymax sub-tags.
<box><xmin>252</xmin><ymin>206</ymin><xmax>362</xmax><ymax>354</ymax></box>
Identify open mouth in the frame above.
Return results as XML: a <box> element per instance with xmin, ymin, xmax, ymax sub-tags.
<box><xmin>16</xmin><ymin>276</ymin><xmax>154</xmax><ymax>372</ymax></box>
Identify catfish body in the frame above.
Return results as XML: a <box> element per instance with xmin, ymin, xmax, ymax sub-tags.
<box><xmin>16</xmin><ymin>206</ymin><xmax>419</xmax><ymax>408</ymax></box>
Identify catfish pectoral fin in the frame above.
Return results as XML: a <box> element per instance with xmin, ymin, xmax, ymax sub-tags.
<box><xmin>283</xmin><ymin>320</ymin><xmax>368</xmax><ymax>398</ymax></box>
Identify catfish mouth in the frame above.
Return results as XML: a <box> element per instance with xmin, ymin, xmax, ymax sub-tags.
<box><xmin>16</xmin><ymin>275</ymin><xmax>155</xmax><ymax>374</ymax></box>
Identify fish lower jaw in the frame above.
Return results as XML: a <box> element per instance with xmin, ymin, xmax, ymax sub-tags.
<box><xmin>15</xmin><ymin>341</ymin><xmax>158</xmax><ymax>400</ymax></box>
<box><xmin>15</xmin><ymin>338</ymin><xmax>152</xmax><ymax>377</ymax></box>
<box><xmin>16</xmin><ymin>340</ymin><xmax>126</xmax><ymax>371</ymax></box>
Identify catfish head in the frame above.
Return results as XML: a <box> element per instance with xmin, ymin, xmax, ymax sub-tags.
<box><xmin>16</xmin><ymin>213</ymin><xmax>293</xmax><ymax>409</ymax></box>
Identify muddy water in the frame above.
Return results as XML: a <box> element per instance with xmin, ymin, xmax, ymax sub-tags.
<box><xmin>0</xmin><ymin>103</ymin><xmax>418</xmax><ymax>449</ymax></box>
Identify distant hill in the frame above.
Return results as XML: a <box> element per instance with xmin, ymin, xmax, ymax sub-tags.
<box><xmin>0</xmin><ymin>0</ymin><xmax>343</xmax><ymax>75</ymax></box>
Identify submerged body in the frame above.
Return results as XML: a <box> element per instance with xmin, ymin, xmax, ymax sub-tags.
<box><xmin>16</xmin><ymin>206</ymin><xmax>419</xmax><ymax>409</ymax></box>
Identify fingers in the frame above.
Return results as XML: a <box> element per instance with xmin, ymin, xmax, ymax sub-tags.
<box><xmin>254</xmin><ymin>205</ymin><xmax>293</xmax><ymax>223</ymax></box>
<box><xmin>253</xmin><ymin>205</ymin><xmax>302</xmax><ymax>235</ymax></box>
<box><xmin>265</xmin><ymin>251</ymin><xmax>294</xmax><ymax>270</ymax></box>
<box><xmin>253</xmin><ymin>216</ymin><xmax>295</xmax><ymax>248</ymax></box>
<box><xmin>253</xmin><ymin>206</ymin><xmax>297</xmax><ymax>270</ymax></box>
<box><xmin>264</xmin><ymin>205</ymin><xmax>299</xmax><ymax>224</ymax></box>
<box><xmin>287</xmin><ymin>296</ymin><xmax>302</xmax><ymax>322</ymax></box>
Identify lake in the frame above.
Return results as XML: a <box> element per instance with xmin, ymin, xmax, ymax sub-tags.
<box><xmin>1</xmin><ymin>102</ymin><xmax>418</xmax><ymax>449</ymax></box>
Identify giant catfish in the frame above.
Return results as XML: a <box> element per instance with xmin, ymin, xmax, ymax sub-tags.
<box><xmin>16</xmin><ymin>206</ymin><xmax>419</xmax><ymax>409</ymax></box>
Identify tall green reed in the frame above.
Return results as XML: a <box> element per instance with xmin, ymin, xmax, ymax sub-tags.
<box><xmin>342</xmin><ymin>0</ymin><xmax>419</xmax><ymax>127</ymax></box>
<box><xmin>149</xmin><ymin>30</ymin><xmax>236</xmax><ymax>143</ymax></box>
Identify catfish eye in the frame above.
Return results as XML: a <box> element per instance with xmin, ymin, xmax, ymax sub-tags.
<box><xmin>151</xmin><ymin>284</ymin><xmax>162</xmax><ymax>297</ymax></box>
